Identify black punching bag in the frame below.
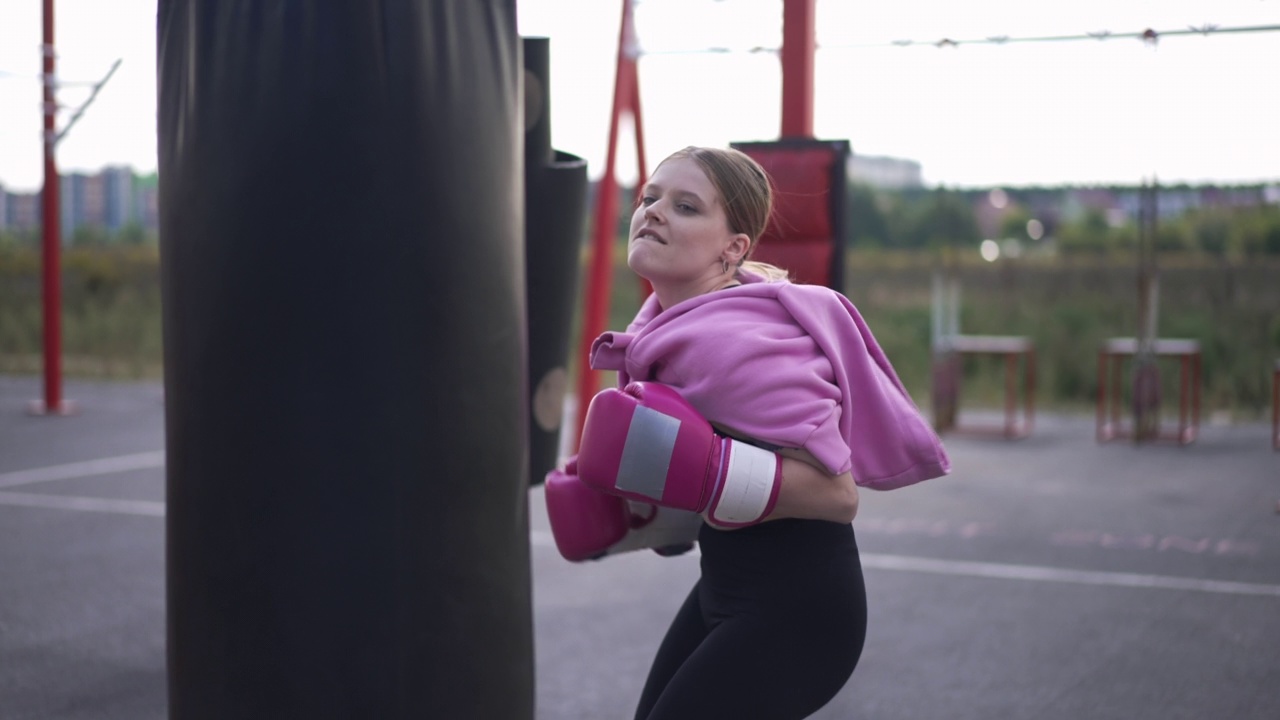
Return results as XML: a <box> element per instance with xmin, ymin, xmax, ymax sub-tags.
<box><xmin>523</xmin><ymin>36</ymin><xmax>588</xmax><ymax>484</ymax></box>
<box><xmin>157</xmin><ymin>3</ymin><xmax>532</xmax><ymax>718</ymax></box>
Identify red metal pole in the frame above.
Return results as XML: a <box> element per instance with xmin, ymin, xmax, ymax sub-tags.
<box><xmin>1111</xmin><ymin>355</ymin><xmax>1122</xmax><ymax>434</ymax></box>
<box><xmin>1272</xmin><ymin>362</ymin><xmax>1278</xmax><ymax>450</ymax></box>
<box><xmin>1095</xmin><ymin>350</ymin><xmax>1107</xmax><ymax>442</ymax></box>
<box><xmin>573</xmin><ymin>0</ymin><xmax>638</xmax><ymax>451</ymax></box>
<box><xmin>630</xmin><ymin>71</ymin><xmax>648</xmax><ymax>186</ymax></box>
<box><xmin>629</xmin><ymin>57</ymin><xmax>652</xmax><ymax>302</ymax></box>
<box><xmin>780</xmin><ymin>0</ymin><xmax>816</xmax><ymax>139</ymax></box>
<box><xmin>1004</xmin><ymin>352</ymin><xmax>1016</xmax><ymax>437</ymax></box>
<box><xmin>35</xmin><ymin>0</ymin><xmax>70</xmax><ymax>415</ymax></box>
<box><xmin>1026</xmin><ymin>348</ymin><xmax>1036</xmax><ymax>435</ymax></box>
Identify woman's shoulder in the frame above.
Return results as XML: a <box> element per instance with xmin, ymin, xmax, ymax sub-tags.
<box><xmin>737</xmin><ymin>269</ymin><xmax>847</xmax><ymax>304</ymax></box>
<box><xmin>772</xmin><ymin>280</ymin><xmax>853</xmax><ymax>312</ymax></box>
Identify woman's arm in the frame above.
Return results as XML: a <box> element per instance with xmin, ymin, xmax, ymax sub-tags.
<box><xmin>707</xmin><ymin>423</ymin><xmax>859</xmax><ymax>526</ymax></box>
<box><xmin>771</xmin><ymin>465</ymin><xmax>859</xmax><ymax>524</ymax></box>
<box><xmin>764</xmin><ymin>448</ymin><xmax>859</xmax><ymax>524</ymax></box>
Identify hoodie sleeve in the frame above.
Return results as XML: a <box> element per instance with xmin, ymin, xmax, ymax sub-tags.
<box><xmin>778</xmin><ymin>284</ymin><xmax>951</xmax><ymax>489</ymax></box>
<box><xmin>589</xmin><ymin>331</ymin><xmax>634</xmax><ymax>387</ymax></box>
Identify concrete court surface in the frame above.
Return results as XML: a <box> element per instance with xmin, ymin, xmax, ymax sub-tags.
<box><xmin>1</xmin><ymin>374</ymin><xmax>1278</xmax><ymax>719</ymax></box>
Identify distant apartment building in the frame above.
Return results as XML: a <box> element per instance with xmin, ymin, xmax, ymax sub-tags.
<box><xmin>103</xmin><ymin>166</ymin><xmax>135</xmax><ymax>231</ymax></box>
<box><xmin>61</xmin><ymin>172</ymin><xmax>108</xmax><ymax>237</ymax></box>
<box><xmin>1060</xmin><ymin>188</ymin><xmax>1124</xmax><ymax>226</ymax></box>
<box><xmin>13</xmin><ymin>192</ymin><xmax>40</xmax><ymax>230</ymax></box>
<box><xmin>0</xmin><ymin>185</ymin><xmax>41</xmax><ymax>232</ymax></box>
<box><xmin>1112</xmin><ymin>185</ymin><xmax>1270</xmax><ymax>222</ymax></box>
<box><xmin>847</xmin><ymin>154</ymin><xmax>923</xmax><ymax>189</ymax></box>
<box><xmin>132</xmin><ymin>173</ymin><xmax>159</xmax><ymax>231</ymax></box>
<box><xmin>1043</xmin><ymin>184</ymin><xmax>1278</xmax><ymax>234</ymax></box>
<box><xmin>0</xmin><ymin>166</ymin><xmax>158</xmax><ymax>241</ymax></box>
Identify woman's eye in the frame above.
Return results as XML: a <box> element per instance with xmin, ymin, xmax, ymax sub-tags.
<box><xmin>639</xmin><ymin>196</ymin><xmax>656</xmax><ymax>207</ymax></box>
<box><xmin>677</xmin><ymin>203</ymin><xmax>696</xmax><ymax>213</ymax></box>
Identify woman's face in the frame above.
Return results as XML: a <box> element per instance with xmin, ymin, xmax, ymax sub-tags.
<box><xmin>627</xmin><ymin>157</ymin><xmax>746</xmax><ymax>301</ymax></box>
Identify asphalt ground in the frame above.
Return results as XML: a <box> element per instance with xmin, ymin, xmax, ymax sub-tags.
<box><xmin>2</xmin><ymin>375</ymin><xmax>1278</xmax><ymax>719</ymax></box>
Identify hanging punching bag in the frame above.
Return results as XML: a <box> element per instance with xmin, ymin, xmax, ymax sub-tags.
<box><xmin>523</xmin><ymin>36</ymin><xmax>588</xmax><ymax>484</ymax></box>
<box><xmin>157</xmin><ymin>2</ymin><xmax>532</xmax><ymax>718</ymax></box>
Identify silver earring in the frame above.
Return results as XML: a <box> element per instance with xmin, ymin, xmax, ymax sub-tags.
<box><xmin>721</xmin><ymin>259</ymin><xmax>730</xmax><ymax>274</ymax></box>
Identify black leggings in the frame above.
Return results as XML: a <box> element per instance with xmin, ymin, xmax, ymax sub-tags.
<box><xmin>634</xmin><ymin>519</ymin><xmax>867</xmax><ymax>720</ymax></box>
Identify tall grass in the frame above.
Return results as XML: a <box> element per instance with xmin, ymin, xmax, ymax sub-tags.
<box><xmin>842</xmin><ymin>251</ymin><xmax>1280</xmax><ymax>420</ymax></box>
<box><xmin>1</xmin><ymin>245</ymin><xmax>1276</xmax><ymax>419</ymax></box>
<box><xmin>0</xmin><ymin>246</ymin><xmax>163</xmax><ymax>378</ymax></box>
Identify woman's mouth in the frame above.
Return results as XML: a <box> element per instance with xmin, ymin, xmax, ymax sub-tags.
<box><xmin>634</xmin><ymin>229</ymin><xmax>666</xmax><ymax>244</ymax></box>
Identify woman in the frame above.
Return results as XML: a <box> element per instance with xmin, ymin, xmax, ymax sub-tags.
<box><xmin>581</xmin><ymin>146</ymin><xmax>949</xmax><ymax>719</ymax></box>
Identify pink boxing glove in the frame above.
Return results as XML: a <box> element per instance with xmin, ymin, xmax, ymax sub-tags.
<box><xmin>544</xmin><ymin>456</ymin><xmax>699</xmax><ymax>561</ymax></box>
<box><xmin>576</xmin><ymin>382</ymin><xmax>782</xmax><ymax>528</ymax></box>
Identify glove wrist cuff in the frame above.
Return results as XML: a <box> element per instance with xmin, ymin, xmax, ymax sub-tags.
<box><xmin>707</xmin><ymin>441</ymin><xmax>781</xmax><ymax>527</ymax></box>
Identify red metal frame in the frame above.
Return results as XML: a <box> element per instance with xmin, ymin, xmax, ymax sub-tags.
<box><xmin>1096</xmin><ymin>338</ymin><xmax>1201</xmax><ymax>445</ymax></box>
<box><xmin>573</xmin><ymin>0</ymin><xmax>648</xmax><ymax>450</ymax></box>
<box><xmin>32</xmin><ymin>0</ymin><xmax>73</xmax><ymax>415</ymax></box>
<box><xmin>1272</xmin><ymin>360</ymin><xmax>1278</xmax><ymax>450</ymax></box>
<box><xmin>780</xmin><ymin>0</ymin><xmax>816</xmax><ymax>139</ymax></box>
<box><xmin>573</xmin><ymin>0</ymin><xmax>819</xmax><ymax>449</ymax></box>
<box><xmin>934</xmin><ymin>335</ymin><xmax>1036</xmax><ymax>439</ymax></box>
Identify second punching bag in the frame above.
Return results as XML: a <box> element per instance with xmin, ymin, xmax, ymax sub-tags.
<box><xmin>159</xmin><ymin>2</ymin><xmax>533</xmax><ymax>718</ymax></box>
<box><xmin>524</xmin><ymin>36</ymin><xmax>588</xmax><ymax>483</ymax></box>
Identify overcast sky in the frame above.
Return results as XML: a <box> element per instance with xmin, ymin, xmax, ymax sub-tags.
<box><xmin>1</xmin><ymin>0</ymin><xmax>1276</xmax><ymax>192</ymax></box>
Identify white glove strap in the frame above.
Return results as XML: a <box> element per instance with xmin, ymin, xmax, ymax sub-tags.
<box><xmin>709</xmin><ymin>441</ymin><xmax>778</xmax><ymax>525</ymax></box>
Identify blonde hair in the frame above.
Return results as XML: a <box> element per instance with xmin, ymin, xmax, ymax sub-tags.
<box><xmin>661</xmin><ymin>146</ymin><xmax>789</xmax><ymax>282</ymax></box>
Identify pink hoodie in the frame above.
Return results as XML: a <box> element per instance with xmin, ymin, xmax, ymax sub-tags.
<box><xmin>590</xmin><ymin>272</ymin><xmax>950</xmax><ymax>490</ymax></box>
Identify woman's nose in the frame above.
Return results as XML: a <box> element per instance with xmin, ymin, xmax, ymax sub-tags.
<box><xmin>644</xmin><ymin>203</ymin><xmax>661</xmax><ymax>222</ymax></box>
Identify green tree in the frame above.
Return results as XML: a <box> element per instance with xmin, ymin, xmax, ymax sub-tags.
<box><xmin>882</xmin><ymin>188</ymin><xmax>979</xmax><ymax>251</ymax></box>
<box><xmin>1056</xmin><ymin>209</ymin><xmax>1113</xmax><ymax>255</ymax></box>
<box><xmin>1190</xmin><ymin>210</ymin><xmax>1231</xmax><ymax>256</ymax></box>
<box><xmin>0</xmin><ymin>227</ymin><xmax>40</xmax><ymax>248</ymax></box>
<box><xmin>919</xmin><ymin>187</ymin><xmax>981</xmax><ymax>251</ymax></box>
<box><xmin>846</xmin><ymin>182</ymin><xmax>888</xmax><ymax>248</ymax></box>
<box><xmin>1154</xmin><ymin>218</ymin><xmax>1193</xmax><ymax>253</ymax></box>
<box><xmin>1234</xmin><ymin>207</ymin><xmax>1280</xmax><ymax>256</ymax></box>
<box><xmin>115</xmin><ymin>222</ymin><xmax>148</xmax><ymax>246</ymax></box>
<box><xmin>882</xmin><ymin>192</ymin><xmax>921</xmax><ymax>249</ymax></box>
<box><xmin>1263</xmin><ymin>216</ymin><xmax>1280</xmax><ymax>255</ymax></box>
<box><xmin>70</xmin><ymin>224</ymin><xmax>109</xmax><ymax>247</ymax></box>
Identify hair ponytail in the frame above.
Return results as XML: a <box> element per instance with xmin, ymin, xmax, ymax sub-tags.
<box><xmin>739</xmin><ymin>260</ymin><xmax>789</xmax><ymax>282</ymax></box>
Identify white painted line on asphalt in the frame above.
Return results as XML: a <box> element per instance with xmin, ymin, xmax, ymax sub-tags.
<box><xmin>857</xmin><ymin>553</ymin><xmax>1280</xmax><ymax>598</ymax></box>
<box><xmin>9</xmin><ymin>493</ymin><xmax>1280</xmax><ymax>599</ymax></box>
<box><xmin>527</xmin><ymin>530</ymin><xmax>1280</xmax><ymax>598</ymax></box>
<box><xmin>0</xmin><ymin>451</ymin><xmax>165</xmax><ymax>489</ymax></box>
<box><xmin>0</xmin><ymin>490</ymin><xmax>165</xmax><ymax>517</ymax></box>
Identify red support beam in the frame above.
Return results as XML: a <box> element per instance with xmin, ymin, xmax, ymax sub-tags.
<box><xmin>574</xmin><ymin>0</ymin><xmax>647</xmax><ymax>451</ymax></box>
<box><xmin>780</xmin><ymin>0</ymin><xmax>816</xmax><ymax>139</ymax></box>
<box><xmin>34</xmin><ymin>0</ymin><xmax>71</xmax><ymax>415</ymax></box>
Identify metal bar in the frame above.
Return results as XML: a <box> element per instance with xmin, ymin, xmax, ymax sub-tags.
<box><xmin>1192</xmin><ymin>353</ymin><xmax>1202</xmax><ymax>442</ymax></box>
<box><xmin>37</xmin><ymin>0</ymin><xmax>65</xmax><ymax>415</ymax></box>
<box><xmin>780</xmin><ymin>0</ymin><xmax>815</xmax><ymax>138</ymax></box>
<box><xmin>1111</xmin><ymin>354</ymin><xmax>1122</xmax><ymax>436</ymax></box>
<box><xmin>1026</xmin><ymin>348</ymin><xmax>1036</xmax><ymax>435</ymax></box>
<box><xmin>1179</xmin><ymin>356</ymin><xmax>1190</xmax><ymax>443</ymax></box>
<box><xmin>821</xmin><ymin>24</ymin><xmax>1280</xmax><ymax>50</ymax></box>
<box><xmin>1004</xmin><ymin>352</ymin><xmax>1016</xmax><ymax>437</ymax></box>
<box><xmin>1097</xmin><ymin>350</ymin><xmax>1106</xmax><ymax>441</ymax></box>
<box><xmin>574</xmin><ymin>0</ymin><xmax>639</xmax><ymax>450</ymax></box>
<box><xmin>53</xmin><ymin>58</ymin><xmax>121</xmax><ymax>145</ymax></box>
<box><xmin>1272</xmin><ymin>364</ymin><xmax>1279</xmax><ymax>450</ymax></box>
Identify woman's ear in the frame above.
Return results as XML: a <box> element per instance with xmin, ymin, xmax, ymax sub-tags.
<box><xmin>724</xmin><ymin>233</ymin><xmax>751</xmax><ymax>266</ymax></box>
